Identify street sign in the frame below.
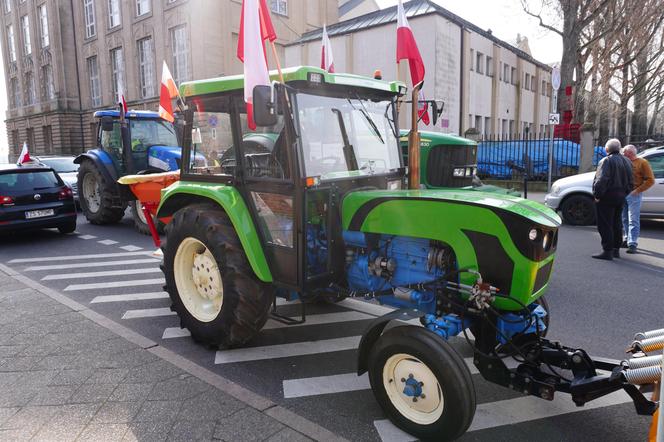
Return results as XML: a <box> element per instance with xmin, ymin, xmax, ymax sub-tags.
<box><xmin>548</xmin><ymin>113</ymin><xmax>560</xmax><ymax>125</ymax></box>
<box><xmin>551</xmin><ymin>67</ymin><xmax>561</xmax><ymax>91</ymax></box>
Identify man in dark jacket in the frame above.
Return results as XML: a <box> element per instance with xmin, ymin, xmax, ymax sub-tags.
<box><xmin>592</xmin><ymin>138</ymin><xmax>634</xmax><ymax>260</ymax></box>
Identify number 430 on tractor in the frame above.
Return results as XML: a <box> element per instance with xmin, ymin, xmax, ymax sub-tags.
<box><xmin>150</xmin><ymin>67</ymin><xmax>659</xmax><ymax>440</ymax></box>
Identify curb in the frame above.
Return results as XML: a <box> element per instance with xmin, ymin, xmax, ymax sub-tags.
<box><xmin>0</xmin><ymin>263</ymin><xmax>347</xmax><ymax>442</ymax></box>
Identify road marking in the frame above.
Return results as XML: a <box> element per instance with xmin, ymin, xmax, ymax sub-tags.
<box><xmin>42</xmin><ymin>267</ymin><xmax>161</xmax><ymax>281</ymax></box>
<box><xmin>9</xmin><ymin>251</ymin><xmax>153</xmax><ymax>263</ymax></box>
<box><xmin>77</xmin><ymin>234</ymin><xmax>97</xmax><ymax>240</ymax></box>
<box><xmin>24</xmin><ymin>258</ymin><xmax>159</xmax><ymax>272</ymax></box>
<box><xmin>282</xmin><ymin>359</ymin><xmax>478</xmax><ymax>399</ymax></box>
<box><xmin>122</xmin><ymin>307</ymin><xmax>176</xmax><ymax>319</ymax></box>
<box><xmin>215</xmin><ymin>336</ymin><xmax>362</xmax><ymax>364</ymax></box>
<box><xmin>64</xmin><ymin>278</ymin><xmax>164</xmax><ymax>291</ymax></box>
<box><xmin>372</xmin><ymin>389</ymin><xmax>633</xmax><ymax>441</ymax></box>
<box><xmin>163</xmin><ymin>327</ymin><xmax>191</xmax><ymax>339</ymax></box>
<box><xmin>119</xmin><ymin>245</ymin><xmax>143</xmax><ymax>251</ymax></box>
<box><xmin>90</xmin><ymin>291</ymin><xmax>169</xmax><ymax>304</ymax></box>
<box><xmin>98</xmin><ymin>239</ymin><xmax>119</xmax><ymax>245</ymax></box>
<box><xmin>263</xmin><ymin>311</ymin><xmax>374</xmax><ymax>330</ymax></box>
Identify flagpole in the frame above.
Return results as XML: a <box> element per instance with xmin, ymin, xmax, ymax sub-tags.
<box><xmin>269</xmin><ymin>41</ymin><xmax>284</xmax><ymax>83</ymax></box>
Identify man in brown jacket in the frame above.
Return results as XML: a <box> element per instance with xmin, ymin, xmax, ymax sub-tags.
<box><xmin>621</xmin><ymin>145</ymin><xmax>655</xmax><ymax>254</ymax></box>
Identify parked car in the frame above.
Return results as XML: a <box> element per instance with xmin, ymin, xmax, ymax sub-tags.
<box><xmin>0</xmin><ymin>163</ymin><xmax>77</xmax><ymax>234</ymax></box>
<box><xmin>545</xmin><ymin>146</ymin><xmax>664</xmax><ymax>225</ymax></box>
<box><xmin>36</xmin><ymin>156</ymin><xmax>79</xmax><ymax>201</ymax></box>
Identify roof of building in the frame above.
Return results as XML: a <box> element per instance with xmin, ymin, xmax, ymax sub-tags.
<box><xmin>93</xmin><ymin>110</ymin><xmax>162</xmax><ymax>119</ymax></box>
<box><xmin>289</xmin><ymin>0</ymin><xmax>551</xmax><ymax>71</ymax></box>
<box><xmin>180</xmin><ymin>66</ymin><xmax>404</xmax><ymax>97</ymax></box>
<box><xmin>339</xmin><ymin>0</ymin><xmax>377</xmax><ymax>18</ymax></box>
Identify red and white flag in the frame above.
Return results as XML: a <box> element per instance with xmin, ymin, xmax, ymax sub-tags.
<box><xmin>237</xmin><ymin>0</ymin><xmax>276</xmax><ymax>130</ymax></box>
<box><xmin>321</xmin><ymin>24</ymin><xmax>335</xmax><ymax>73</ymax></box>
<box><xmin>117</xmin><ymin>86</ymin><xmax>127</xmax><ymax>116</ymax></box>
<box><xmin>159</xmin><ymin>61</ymin><xmax>179</xmax><ymax>123</ymax></box>
<box><xmin>16</xmin><ymin>142</ymin><xmax>30</xmax><ymax>165</ymax></box>
<box><xmin>396</xmin><ymin>0</ymin><xmax>429</xmax><ymax>125</ymax></box>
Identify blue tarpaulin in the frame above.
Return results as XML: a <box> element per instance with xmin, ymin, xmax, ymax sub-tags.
<box><xmin>477</xmin><ymin>139</ymin><xmax>606</xmax><ymax>179</ymax></box>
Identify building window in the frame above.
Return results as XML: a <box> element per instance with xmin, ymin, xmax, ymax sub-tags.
<box><xmin>87</xmin><ymin>55</ymin><xmax>101</xmax><ymax>107</ymax></box>
<box><xmin>7</xmin><ymin>24</ymin><xmax>16</xmax><ymax>62</ymax></box>
<box><xmin>4</xmin><ymin>0</ymin><xmax>10</xmax><ymax>14</ymax></box>
<box><xmin>486</xmin><ymin>56</ymin><xmax>493</xmax><ymax>77</ymax></box>
<box><xmin>501</xmin><ymin>119</ymin><xmax>507</xmax><ymax>135</ymax></box>
<box><xmin>524</xmin><ymin>73</ymin><xmax>530</xmax><ymax>90</ymax></box>
<box><xmin>25</xmin><ymin>72</ymin><xmax>35</xmax><ymax>105</ymax></box>
<box><xmin>138</xmin><ymin>37</ymin><xmax>155</xmax><ymax>98</ymax></box>
<box><xmin>468</xmin><ymin>114</ymin><xmax>473</xmax><ymax>129</ymax></box>
<box><xmin>20</xmin><ymin>15</ymin><xmax>31</xmax><ymax>55</ymax></box>
<box><xmin>484</xmin><ymin>117</ymin><xmax>490</xmax><ymax>136</ymax></box>
<box><xmin>38</xmin><ymin>3</ymin><xmax>49</xmax><ymax>48</ymax></box>
<box><xmin>474</xmin><ymin>115</ymin><xmax>482</xmax><ymax>132</ymax></box>
<box><xmin>475</xmin><ymin>52</ymin><xmax>483</xmax><ymax>74</ymax></box>
<box><xmin>136</xmin><ymin>0</ymin><xmax>150</xmax><ymax>16</ymax></box>
<box><xmin>170</xmin><ymin>25</ymin><xmax>189</xmax><ymax>84</ymax></box>
<box><xmin>27</xmin><ymin>127</ymin><xmax>35</xmax><ymax>153</ymax></box>
<box><xmin>503</xmin><ymin>64</ymin><xmax>509</xmax><ymax>83</ymax></box>
<box><xmin>43</xmin><ymin>126</ymin><xmax>52</xmax><ymax>154</ymax></box>
<box><xmin>108</xmin><ymin>0</ymin><xmax>121</xmax><ymax>28</ymax></box>
<box><xmin>541</xmin><ymin>79</ymin><xmax>546</xmax><ymax>96</ymax></box>
<box><xmin>84</xmin><ymin>0</ymin><xmax>96</xmax><ymax>38</ymax></box>
<box><xmin>270</xmin><ymin>0</ymin><xmax>287</xmax><ymax>16</ymax></box>
<box><xmin>10</xmin><ymin>77</ymin><xmax>20</xmax><ymax>108</ymax></box>
<box><xmin>509</xmin><ymin>119</ymin><xmax>514</xmax><ymax>134</ymax></box>
<box><xmin>110</xmin><ymin>47</ymin><xmax>124</xmax><ymax>100</ymax></box>
<box><xmin>42</xmin><ymin>64</ymin><xmax>55</xmax><ymax>100</ymax></box>
<box><xmin>11</xmin><ymin>130</ymin><xmax>19</xmax><ymax>155</ymax></box>
<box><xmin>510</xmin><ymin>67</ymin><xmax>516</xmax><ymax>85</ymax></box>
<box><xmin>469</xmin><ymin>49</ymin><xmax>474</xmax><ymax>71</ymax></box>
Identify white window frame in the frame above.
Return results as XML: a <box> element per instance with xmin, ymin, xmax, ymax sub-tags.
<box><xmin>170</xmin><ymin>24</ymin><xmax>190</xmax><ymax>84</ymax></box>
<box><xmin>108</xmin><ymin>0</ymin><xmax>121</xmax><ymax>28</ymax></box>
<box><xmin>87</xmin><ymin>55</ymin><xmax>101</xmax><ymax>107</ymax></box>
<box><xmin>110</xmin><ymin>47</ymin><xmax>125</xmax><ymax>100</ymax></box>
<box><xmin>38</xmin><ymin>4</ymin><xmax>49</xmax><ymax>48</ymax></box>
<box><xmin>270</xmin><ymin>0</ymin><xmax>287</xmax><ymax>16</ymax></box>
<box><xmin>138</xmin><ymin>36</ymin><xmax>155</xmax><ymax>98</ymax></box>
<box><xmin>7</xmin><ymin>24</ymin><xmax>16</xmax><ymax>62</ymax></box>
<box><xmin>20</xmin><ymin>15</ymin><xmax>31</xmax><ymax>55</ymax></box>
<box><xmin>84</xmin><ymin>0</ymin><xmax>96</xmax><ymax>38</ymax></box>
<box><xmin>136</xmin><ymin>0</ymin><xmax>150</xmax><ymax>16</ymax></box>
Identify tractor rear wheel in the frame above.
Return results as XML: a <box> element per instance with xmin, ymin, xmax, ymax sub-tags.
<box><xmin>130</xmin><ymin>200</ymin><xmax>164</xmax><ymax>235</ymax></box>
<box><xmin>77</xmin><ymin>160</ymin><xmax>125</xmax><ymax>224</ymax></box>
<box><xmin>161</xmin><ymin>204</ymin><xmax>273</xmax><ymax>348</ymax></box>
<box><xmin>368</xmin><ymin>326</ymin><xmax>476</xmax><ymax>441</ymax></box>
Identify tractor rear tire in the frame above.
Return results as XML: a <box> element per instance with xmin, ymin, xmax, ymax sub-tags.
<box><xmin>77</xmin><ymin>160</ymin><xmax>125</xmax><ymax>225</ymax></box>
<box><xmin>368</xmin><ymin>326</ymin><xmax>476</xmax><ymax>441</ymax></box>
<box><xmin>161</xmin><ymin>204</ymin><xmax>273</xmax><ymax>348</ymax></box>
<box><xmin>130</xmin><ymin>200</ymin><xmax>164</xmax><ymax>235</ymax></box>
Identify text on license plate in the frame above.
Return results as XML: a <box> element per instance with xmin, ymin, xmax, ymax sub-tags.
<box><xmin>25</xmin><ymin>209</ymin><xmax>55</xmax><ymax>219</ymax></box>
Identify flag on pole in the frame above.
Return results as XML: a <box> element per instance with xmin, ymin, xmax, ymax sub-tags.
<box><xmin>159</xmin><ymin>61</ymin><xmax>179</xmax><ymax>123</ymax></box>
<box><xmin>117</xmin><ymin>84</ymin><xmax>127</xmax><ymax>117</ymax></box>
<box><xmin>237</xmin><ymin>0</ymin><xmax>276</xmax><ymax>130</ymax></box>
<box><xmin>16</xmin><ymin>142</ymin><xmax>30</xmax><ymax>165</ymax></box>
<box><xmin>396</xmin><ymin>0</ymin><xmax>429</xmax><ymax>125</ymax></box>
<box><xmin>321</xmin><ymin>24</ymin><xmax>335</xmax><ymax>73</ymax></box>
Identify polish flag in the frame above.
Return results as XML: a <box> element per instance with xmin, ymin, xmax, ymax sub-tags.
<box><xmin>321</xmin><ymin>24</ymin><xmax>335</xmax><ymax>73</ymax></box>
<box><xmin>159</xmin><ymin>61</ymin><xmax>179</xmax><ymax>123</ymax></box>
<box><xmin>16</xmin><ymin>142</ymin><xmax>30</xmax><ymax>165</ymax></box>
<box><xmin>396</xmin><ymin>0</ymin><xmax>429</xmax><ymax>125</ymax></box>
<box><xmin>117</xmin><ymin>87</ymin><xmax>127</xmax><ymax>116</ymax></box>
<box><xmin>237</xmin><ymin>0</ymin><xmax>276</xmax><ymax>130</ymax></box>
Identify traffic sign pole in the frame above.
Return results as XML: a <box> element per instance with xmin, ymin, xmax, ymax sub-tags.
<box><xmin>548</xmin><ymin>67</ymin><xmax>561</xmax><ymax>191</ymax></box>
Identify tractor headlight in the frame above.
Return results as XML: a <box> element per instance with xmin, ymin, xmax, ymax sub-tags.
<box><xmin>387</xmin><ymin>179</ymin><xmax>402</xmax><ymax>190</ymax></box>
<box><xmin>453</xmin><ymin>168</ymin><xmax>465</xmax><ymax>177</ymax></box>
<box><xmin>528</xmin><ymin>228</ymin><xmax>539</xmax><ymax>241</ymax></box>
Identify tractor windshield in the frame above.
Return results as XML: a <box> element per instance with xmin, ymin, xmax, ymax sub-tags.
<box><xmin>296</xmin><ymin>92</ymin><xmax>401</xmax><ymax>180</ymax></box>
<box><xmin>129</xmin><ymin>119</ymin><xmax>178</xmax><ymax>150</ymax></box>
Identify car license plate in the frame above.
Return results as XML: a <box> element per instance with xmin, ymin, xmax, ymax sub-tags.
<box><xmin>25</xmin><ymin>209</ymin><xmax>55</xmax><ymax>219</ymax></box>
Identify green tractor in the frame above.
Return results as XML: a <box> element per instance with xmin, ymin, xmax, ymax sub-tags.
<box><xmin>156</xmin><ymin>67</ymin><xmax>656</xmax><ymax>440</ymax></box>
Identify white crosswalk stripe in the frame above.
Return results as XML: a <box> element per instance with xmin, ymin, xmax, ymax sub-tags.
<box><xmin>98</xmin><ymin>239</ymin><xmax>119</xmax><ymax>245</ymax></box>
<box><xmin>42</xmin><ymin>267</ymin><xmax>162</xmax><ymax>281</ymax></box>
<box><xmin>215</xmin><ymin>336</ymin><xmax>362</xmax><ymax>364</ymax></box>
<box><xmin>122</xmin><ymin>307</ymin><xmax>175</xmax><ymax>319</ymax></box>
<box><xmin>162</xmin><ymin>327</ymin><xmax>191</xmax><ymax>339</ymax></box>
<box><xmin>119</xmin><ymin>245</ymin><xmax>143</xmax><ymax>251</ymax></box>
<box><xmin>9</xmin><ymin>251</ymin><xmax>153</xmax><ymax>263</ymax></box>
<box><xmin>77</xmin><ymin>234</ymin><xmax>97</xmax><ymax>240</ymax></box>
<box><xmin>90</xmin><ymin>292</ymin><xmax>169</xmax><ymax>304</ymax></box>
<box><xmin>64</xmin><ymin>278</ymin><xmax>164</xmax><ymax>291</ymax></box>
<box><xmin>24</xmin><ymin>258</ymin><xmax>159</xmax><ymax>272</ymax></box>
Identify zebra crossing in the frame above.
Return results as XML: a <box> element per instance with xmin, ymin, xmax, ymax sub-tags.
<box><xmin>3</xmin><ymin>242</ymin><xmax>643</xmax><ymax>442</ymax></box>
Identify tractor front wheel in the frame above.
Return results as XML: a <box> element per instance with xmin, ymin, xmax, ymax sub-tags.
<box><xmin>161</xmin><ymin>204</ymin><xmax>273</xmax><ymax>348</ymax></box>
<box><xmin>368</xmin><ymin>326</ymin><xmax>476</xmax><ymax>441</ymax></box>
<box><xmin>77</xmin><ymin>160</ymin><xmax>125</xmax><ymax>224</ymax></box>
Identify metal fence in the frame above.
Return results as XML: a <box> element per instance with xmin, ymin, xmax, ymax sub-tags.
<box><xmin>476</xmin><ymin>133</ymin><xmax>605</xmax><ymax>181</ymax></box>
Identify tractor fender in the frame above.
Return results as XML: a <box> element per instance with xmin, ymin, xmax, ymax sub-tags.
<box><xmin>357</xmin><ymin>308</ymin><xmax>425</xmax><ymax>375</ymax></box>
<box><xmin>74</xmin><ymin>150</ymin><xmax>118</xmax><ymax>186</ymax></box>
<box><xmin>157</xmin><ymin>181</ymin><xmax>273</xmax><ymax>283</ymax></box>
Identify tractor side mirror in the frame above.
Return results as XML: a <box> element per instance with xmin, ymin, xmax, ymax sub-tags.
<box><xmin>252</xmin><ymin>85</ymin><xmax>277</xmax><ymax>127</ymax></box>
<box><xmin>100</xmin><ymin>116</ymin><xmax>114</xmax><ymax>132</ymax></box>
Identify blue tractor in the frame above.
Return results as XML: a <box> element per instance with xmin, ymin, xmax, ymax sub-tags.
<box><xmin>75</xmin><ymin>110</ymin><xmax>183</xmax><ymax>233</ymax></box>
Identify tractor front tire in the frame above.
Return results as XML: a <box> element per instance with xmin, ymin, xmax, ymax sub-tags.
<box><xmin>368</xmin><ymin>326</ymin><xmax>476</xmax><ymax>441</ymax></box>
<box><xmin>161</xmin><ymin>204</ymin><xmax>273</xmax><ymax>348</ymax></box>
<box><xmin>77</xmin><ymin>160</ymin><xmax>125</xmax><ymax>225</ymax></box>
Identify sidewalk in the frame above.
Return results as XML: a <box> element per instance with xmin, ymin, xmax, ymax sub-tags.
<box><xmin>0</xmin><ymin>268</ymin><xmax>335</xmax><ymax>441</ymax></box>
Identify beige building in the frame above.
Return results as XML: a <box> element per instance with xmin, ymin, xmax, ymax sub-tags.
<box><xmin>1</xmin><ymin>0</ymin><xmax>338</xmax><ymax>160</ymax></box>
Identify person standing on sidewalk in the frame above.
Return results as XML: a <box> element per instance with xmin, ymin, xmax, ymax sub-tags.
<box><xmin>591</xmin><ymin>138</ymin><xmax>633</xmax><ymax>260</ymax></box>
<box><xmin>621</xmin><ymin>144</ymin><xmax>655</xmax><ymax>254</ymax></box>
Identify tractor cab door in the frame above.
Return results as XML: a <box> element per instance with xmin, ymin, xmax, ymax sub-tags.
<box><xmin>99</xmin><ymin>117</ymin><xmax>125</xmax><ymax>174</ymax></box>
<box><xmin>127</xmin><ymin>119</ymin><xmax>151</xmax><ymax>172</ymax></box>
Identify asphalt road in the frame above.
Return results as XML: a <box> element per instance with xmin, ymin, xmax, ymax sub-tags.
<box><xmin>1</xmin><ymin>209</ymin><xmax>661</xmax><ymax>441</ymax></box>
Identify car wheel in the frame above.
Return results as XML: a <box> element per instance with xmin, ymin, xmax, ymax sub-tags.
<box><xmin>57</xmin><ymin>219</ymin><xmax>77</xmax><ymax>234</ymax></box>
<box><xmin>560</xmin><ymin>194</ymin><xmax>595</xmax><ymax>225</ymax></box>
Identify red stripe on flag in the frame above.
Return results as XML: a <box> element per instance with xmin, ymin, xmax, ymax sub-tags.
<box><xmin>397</xmin><ymin>26</ymin><xmax>425</xmax><ymax>85</ymax></box>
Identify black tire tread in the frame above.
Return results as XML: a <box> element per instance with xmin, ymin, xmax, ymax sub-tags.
<box><xmin>560</xmin><ymin>194</ymin><xmax>595</xmax><ymax>226</ymax></box>
<box><xmin>77</xmin><ymin>160</ymin><xmax>125</xmax><ymax>225</ymax></box>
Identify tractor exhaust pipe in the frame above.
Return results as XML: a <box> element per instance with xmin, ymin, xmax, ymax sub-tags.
<box><xmin>407</xmin><ymin>81</ymin><xmax>423</xmax><ymax>190</ymax></box>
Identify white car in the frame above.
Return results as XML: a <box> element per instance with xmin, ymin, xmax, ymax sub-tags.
<box><xmin>545</xmin><ymin>146</ymin><xmax>664</xmax><ymax>225</ymax></box>
<box><xmin>36</xmin><ymin>156</ymin><xmax>79</xmax><ymax>201</ymax></box>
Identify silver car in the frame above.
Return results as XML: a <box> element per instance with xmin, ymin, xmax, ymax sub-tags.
<box><xmin>36</xmin><ymin>156</ymin><xmax>80</xmax><ymax>202</ymax></box>
<box><xmin>545</xmin><ymin>146</ymin><xmax>664</xmax><ymax>225</ymax></box>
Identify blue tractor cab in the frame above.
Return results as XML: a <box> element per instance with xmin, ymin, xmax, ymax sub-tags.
<box><xmin>75</xmin><ymin>109</ymin><xmax>183</xmax><ymax>232</ymax></box>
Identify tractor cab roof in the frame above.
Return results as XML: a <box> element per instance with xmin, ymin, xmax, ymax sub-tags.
<box><xmin>93</xmin><ymin>109</ymin><xmax>162</xmax><ymax>119</ymax></box>
<box><xmin>399</xmin><ymin>130</ymin><xmax>477</xmax><ymax>148</ymax></box>
<box><xmin>180</xmin><ymin>66</ymin><xmax>405</xmax><ymax>98</ymax></box>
